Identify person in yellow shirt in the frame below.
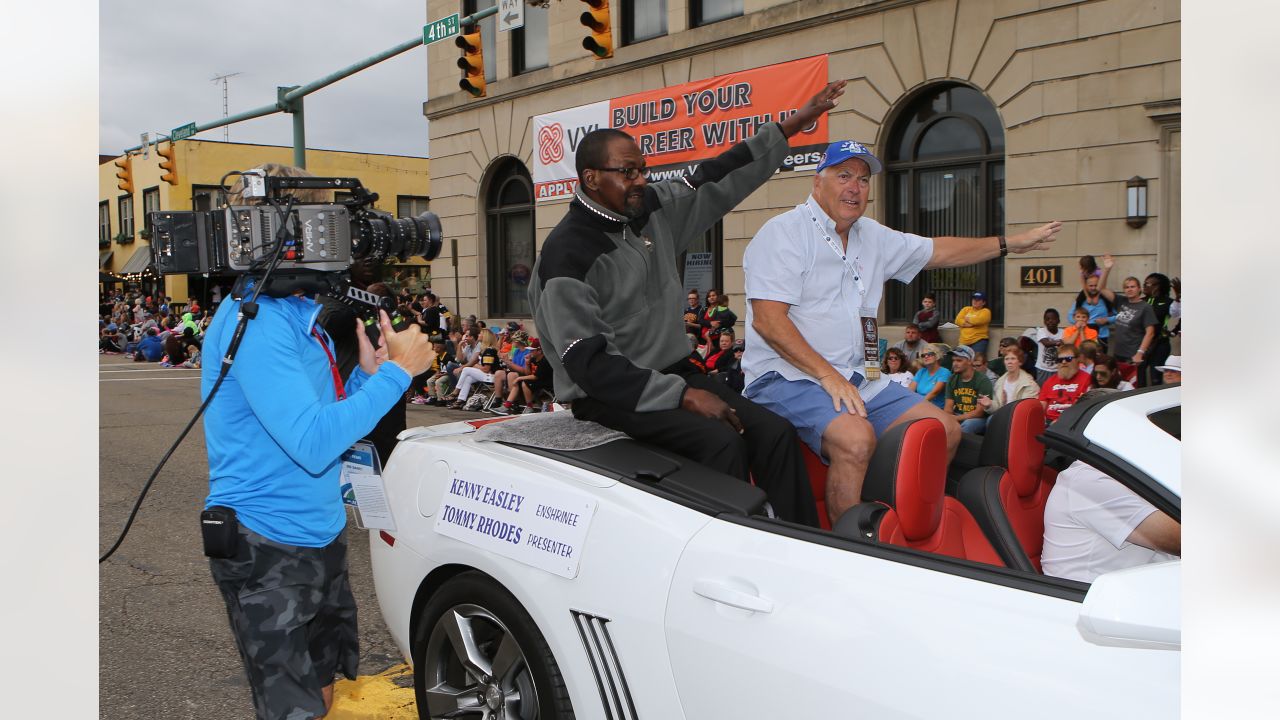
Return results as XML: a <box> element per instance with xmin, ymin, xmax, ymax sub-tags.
<box><xmin>955</xmin><ymin>291</ymin><xmax>992</xmax><ymax>356</ymax></box>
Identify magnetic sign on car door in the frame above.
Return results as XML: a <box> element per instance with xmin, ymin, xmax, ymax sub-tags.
<box><xmin>434</xmin><ymin>474</ymin><xmax>598</xmax><ymax>578</ymax></box>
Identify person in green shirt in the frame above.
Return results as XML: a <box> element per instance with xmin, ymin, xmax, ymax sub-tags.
<box><xmin>944</xmin><ymin>344</ymin><xmax>993</xmax><ymax>434</ymax></box>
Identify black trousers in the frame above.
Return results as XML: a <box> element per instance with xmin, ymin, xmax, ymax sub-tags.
<box><xmin>572</xmin><ymin>371</ymin><xmax>819</xmax><ymax>527</ymax></box>
<box><xmin>1136</xmin><ymin>337</ymin><xmax>1172</xmax><ymax>388</ymax></box>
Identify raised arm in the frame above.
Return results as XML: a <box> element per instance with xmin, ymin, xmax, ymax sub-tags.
<box><xmin>1097</xmin><ymin>254</ymin><xmax>1118</xmax><ymax>303</ymax></box>
<box><xmin>926</xmin><ymin>221</ymin><xmax>1063</xmax><ymax>269</ymax></box>
<box><xmin>654</xmin><ymin>82</ymin><xmax>846</xmax><ymax>254</ymax></box>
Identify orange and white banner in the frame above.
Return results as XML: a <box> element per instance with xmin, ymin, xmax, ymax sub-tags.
<box><xmin>532</xmin><ymin>55</ymin><xmax>829</xmax><ymax>202</ymax></box>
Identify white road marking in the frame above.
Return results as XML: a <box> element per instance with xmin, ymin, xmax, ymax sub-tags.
<box><xmin>99</xmin><ymin>369</ymin><xmax>201</xmax><ymax>374</ymax></box>
<box><xmin>100</xmin><ymin>377</ymin><xmax>201</xmax><ymax>382</ymax></box>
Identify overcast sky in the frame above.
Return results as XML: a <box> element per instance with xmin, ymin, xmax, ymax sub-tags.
<box><xmin>100</xmin><ymin>1</ymin><xmax>432</xmax><ymax>157</ymax></box>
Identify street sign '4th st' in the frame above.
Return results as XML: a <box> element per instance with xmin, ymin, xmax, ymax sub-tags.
<box><xmin>424</xmin><ymin>14</ymin><xmax>461</xmax><ymax>45</ymax></box>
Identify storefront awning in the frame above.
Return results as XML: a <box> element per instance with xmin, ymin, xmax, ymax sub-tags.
<box><xmin>119</xmin><ymin>246</ymin><xmax>154</xmax><ymax>275</ymax></box>
<box><xmin>100</xmin><ymin>271</ymin><xmax>126</xmax><ymax>283</ymax></box>
<box><xmin>100</xmin><ymin>249</ymin><xmax>114</xmax><ymax>268</ymax></box>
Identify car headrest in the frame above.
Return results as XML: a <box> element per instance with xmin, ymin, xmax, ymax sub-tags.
<box><xmin>861</xmin><ymin>418</ymin><xmax>949</xmax><ymax>541</ymax></box>
<box><xmin>979</xmin><ymin>399</ymin><xmax>1046</xmax><ymax>497</ymax></box>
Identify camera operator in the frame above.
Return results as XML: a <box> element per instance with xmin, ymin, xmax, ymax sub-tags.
<box><xmin>317</xmin><ymin>259</ymin><xmax>408</xmax><ymax>463</ymax></box>
<box><xmin>200</xmin><ymin>163</ymin><xmax>437</xmax><ymax>719</ymax></box>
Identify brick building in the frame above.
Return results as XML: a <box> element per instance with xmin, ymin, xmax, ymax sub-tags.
<box><xmin>424</xmin><ymin>0</ymin><xmax>1179</xmax><ymax>336</ymax></box>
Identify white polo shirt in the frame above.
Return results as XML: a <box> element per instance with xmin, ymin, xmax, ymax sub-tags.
<box><xmin>742</xmin><ymin>195</ymin><xmax>933</xmax><ymax>394</ymax></box>
<box><xmin>1041</xmin><ymin>461</ymin><xmax>1177</xmax><ymax>583</ymax></box>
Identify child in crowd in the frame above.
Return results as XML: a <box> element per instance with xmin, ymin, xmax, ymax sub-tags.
<box><xmin>486</xmin><ymin>330</ymin><xmax>532</xmax><ymax>412</ymax></box>
<box><xmin>498</xmin><ymin>340</ymin><xmax>553</xmax><ymax>414</ymax></box>
<box><xmin>1079</xmin><ymin>255</ymin><xmax>1102</xmax><ymax>285</ymax></box>
<box><xmin>491</xmin><ymin>333</ymin><xmax>535</xmax><ymax>415</ymax></box>
<box><xmin>1033</xmin><ymin>309</ymin><xmax>1064</xmax><ymax>385</ymax></box>
<box><xmin>411</xmin><ymin>335</ymin><xmax>454</xmax><ymax>405</ymax></box>
<box><xmin>1062</xmin><ymin>307</ymin><xmax>1098</xmax><ymax>348</ymax></box>
<box><xmin>912</xmin><ymin>293</ymin><xmax>942</xmax><ymax>343</ymax></box>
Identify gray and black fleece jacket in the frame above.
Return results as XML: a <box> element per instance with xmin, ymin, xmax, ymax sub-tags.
<box><xmin>529</xmin><ymin>121</ymin><xmax>791</xmax><ymax>412</ymax></box>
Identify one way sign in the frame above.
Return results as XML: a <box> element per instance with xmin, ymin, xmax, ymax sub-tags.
<box><xmin>498</xmin><ymin>0</ymin><xmax>525</xmax><ymax>32</ymax></box>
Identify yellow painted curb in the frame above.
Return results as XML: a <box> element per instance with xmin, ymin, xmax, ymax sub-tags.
<box><xmin>327</xmin><ymin>663</ymin><xmax>418</xmax><ymax>719</ymax></box>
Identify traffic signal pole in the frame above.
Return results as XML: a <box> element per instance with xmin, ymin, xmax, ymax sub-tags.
<box><xmin>120</xmin><ymin>5</ymin><xmax>499</xmax><ymax>166</ymax></box>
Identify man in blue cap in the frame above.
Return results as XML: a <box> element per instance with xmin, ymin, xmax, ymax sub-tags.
<box><xmin>742</xmin><ymin>139</ymin><xmax>1063</xmax><ymax>525</ymax></box>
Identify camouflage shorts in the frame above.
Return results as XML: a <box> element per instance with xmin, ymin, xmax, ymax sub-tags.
<box><xmin>209</xmin><ymin>524</ymin><xmax>359</xmax><ymax>720</ymax></box>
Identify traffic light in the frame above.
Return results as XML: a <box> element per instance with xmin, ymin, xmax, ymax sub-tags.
<box><xmin>156</xmin><ymin>142</ymin><xmax>179</xmax><ymax>186</ymax></box>
<box><xmin>456</xmin><ymin>27</ymin><xmax>486</xmax><ymax>97</ymax></box>
<box><xmin>114</xmin><ymin>156</ymin><xmax>134</xmax><ymax>194</ymax></box>
<box><xmin>580</xmin><ymin>0</ymin><xmax>613</xmax><ymax>59</ymax></box>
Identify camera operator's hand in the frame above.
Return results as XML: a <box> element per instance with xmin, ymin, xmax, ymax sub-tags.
<box><xmin>355</xmin><ymin>319</ymin><xmax>388</xmax><ymax>376</ymax></box>
<box><xmin>681</xmin><ymin>387</ymin><xmax>744</xmax><ymax>434</ymax></box>
<box><xmin>379</xmin><ymin>309</ymin><xmax>436</xmax><ymax>378</ymax></box>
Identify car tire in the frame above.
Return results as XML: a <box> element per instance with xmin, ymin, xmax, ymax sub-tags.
<box><xmin>413</xmin><ymin>571</ymin><xmax>575</xmax><ymax>720</ymax></box>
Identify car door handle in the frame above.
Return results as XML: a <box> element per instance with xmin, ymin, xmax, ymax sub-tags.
<box><xmin>692</xmin><ymin>579</ymin><xmax>774</xmax><ymax>613</ymax></box>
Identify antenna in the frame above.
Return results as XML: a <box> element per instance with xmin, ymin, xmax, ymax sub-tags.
<box><xmin>210</xmin><ymin>72</ymin><xmax>244</xmax><ymax>141</ymax></box>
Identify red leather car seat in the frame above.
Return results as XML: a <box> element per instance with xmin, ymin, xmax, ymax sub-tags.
<box><xmin>799</xmin><ymin>442</ymin><xmax>832</xmax><ymax>530</ymax></box>
<box><xmin>956</xmin><ymin>399</ymin><xmax>1054</xmax><ymax>572</ymax></box>
<box><xmin>835</xmin><ymin>418</ymin><xmax>1004</xmax><ymax>567</ymax></box>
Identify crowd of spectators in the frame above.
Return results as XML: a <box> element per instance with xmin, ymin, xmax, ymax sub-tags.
<box><xmin>99</xmin><ymin>290</ymin><xmax>207</xmax><ymax>369</ymax></box>
<box><xmin>401</xmin><ymin>308</ymin><xmax>557</xmax><ymax>416</ymax></box>
<box><xmin>104</xmin><ymin>252</ymin><xmax>1177</xmax><ymax>431</ymax></box>
<box><xmin>877</xmin><ymin>253</ymin><xmax>1181</xmax><ymax>434</ymax></box>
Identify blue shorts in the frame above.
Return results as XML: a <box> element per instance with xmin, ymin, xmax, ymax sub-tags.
<box><xmin>744</xmin><ymin>371</ymin><xmax>924</xmax><ymax>459</ymax></box>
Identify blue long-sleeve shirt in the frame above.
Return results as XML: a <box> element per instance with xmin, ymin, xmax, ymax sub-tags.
<box><xmin>1071</xmin><ymin>296</ymin><xmax>1117</xmax><ymax>340</ymax></box>
<box><xmin>201</xmin><ymin>292</ymin><xmax>410</xmax><ymax>546</ymax></box>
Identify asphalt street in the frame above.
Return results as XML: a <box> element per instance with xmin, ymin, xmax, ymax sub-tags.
<box><xmin>99</xmin><ymin>354</ymin><xmax>479</xmax><ymax>719</ymax></box>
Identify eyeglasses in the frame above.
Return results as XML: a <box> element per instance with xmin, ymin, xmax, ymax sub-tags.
<box><xmin>593</xmin><ymin>166</ymin><xmax>649</xmax><ymax>181</ymax></box>
<box><xmin>920</xmin><ymin>352</ymin><xmax>937</xmax><ymax>358</ymax></box>
<box><xmin>1056</xmin><ymin>356</ymin><xmax>1077</xmax><ymax>364</ymax></box>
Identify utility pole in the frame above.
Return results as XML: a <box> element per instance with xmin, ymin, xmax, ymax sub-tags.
<box><xmin>210</xmin><ymin>72</ymin><xmax>243</xmax><ymax>141</ymax></box>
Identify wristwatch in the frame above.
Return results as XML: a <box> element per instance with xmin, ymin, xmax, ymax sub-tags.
<box><xmin>998</xmin><ymin>235</ymin><xmax>1008</xmax><ymax>257</ymax></box>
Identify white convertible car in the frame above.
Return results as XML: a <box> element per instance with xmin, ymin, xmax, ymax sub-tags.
<box><xmin>370</xmin><ymin>386</ymin><xmax>1180</xmax><ymax>720</ymax></box>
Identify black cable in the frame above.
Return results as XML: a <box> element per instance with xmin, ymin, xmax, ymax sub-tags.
<box><xmin>99</xmin><ymin>196</ymin><xmax>298</xmax><ymax>564</ymax></box>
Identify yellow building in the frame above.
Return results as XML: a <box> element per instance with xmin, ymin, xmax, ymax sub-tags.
<box><xmin>424</xmin><ymin>0</ymin><xmax>1179</xmax><ymax>336</ymax></box>
<box><xmin>98</xmin><ymin>140</ymin><xmax>431</xmax><ymax>304</ymax></box>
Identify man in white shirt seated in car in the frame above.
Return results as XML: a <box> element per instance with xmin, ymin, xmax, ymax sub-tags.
<box><xmin>1041</xmin><ymin>390</ymin><xmax>1180</xmax><ymax>582</ymax></box>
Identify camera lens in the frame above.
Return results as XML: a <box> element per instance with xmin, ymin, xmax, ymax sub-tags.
<box><xmin>353</xmin><ymin>210</ymin><xmax>442</xmax><ymax>262</ymax></box>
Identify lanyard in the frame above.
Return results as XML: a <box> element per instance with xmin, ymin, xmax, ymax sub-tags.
<box><xmin>804</xmin><ymin>202</ymin><xmax>866</xmax><ymax>298</ymax></box>
<box><xmin>311</xmin><ymin>326</ymin><xmax>347</xmax><ymax>401</ymax></box>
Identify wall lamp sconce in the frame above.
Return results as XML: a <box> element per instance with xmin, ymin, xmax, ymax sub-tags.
<box><xmin>1126</xmin><ymin>176</ymin><xmax>1148</xmax><ymax>228</ymax></box>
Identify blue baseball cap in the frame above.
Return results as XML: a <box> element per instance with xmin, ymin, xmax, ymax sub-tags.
<box><xmin>816</xmin><ymin>141</ymin><xmax>883</xmax><ymax>174</ymax></box>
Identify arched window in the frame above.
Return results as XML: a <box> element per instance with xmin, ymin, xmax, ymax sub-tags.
<box><xmin>485</xmin><ymin>158</ymin><xmax>535</xmax><ymax>317</ymax></box>
<box><xmin>883</xmin><ymin>84</ymin><xmax>1005</xmax><ymax>324</ymax></box>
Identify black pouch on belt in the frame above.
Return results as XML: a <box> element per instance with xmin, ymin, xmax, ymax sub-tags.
<box><xmin>200</xmin><ymin>506</ymin><xmax>239</xmax><ymax>559</ymax></box>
